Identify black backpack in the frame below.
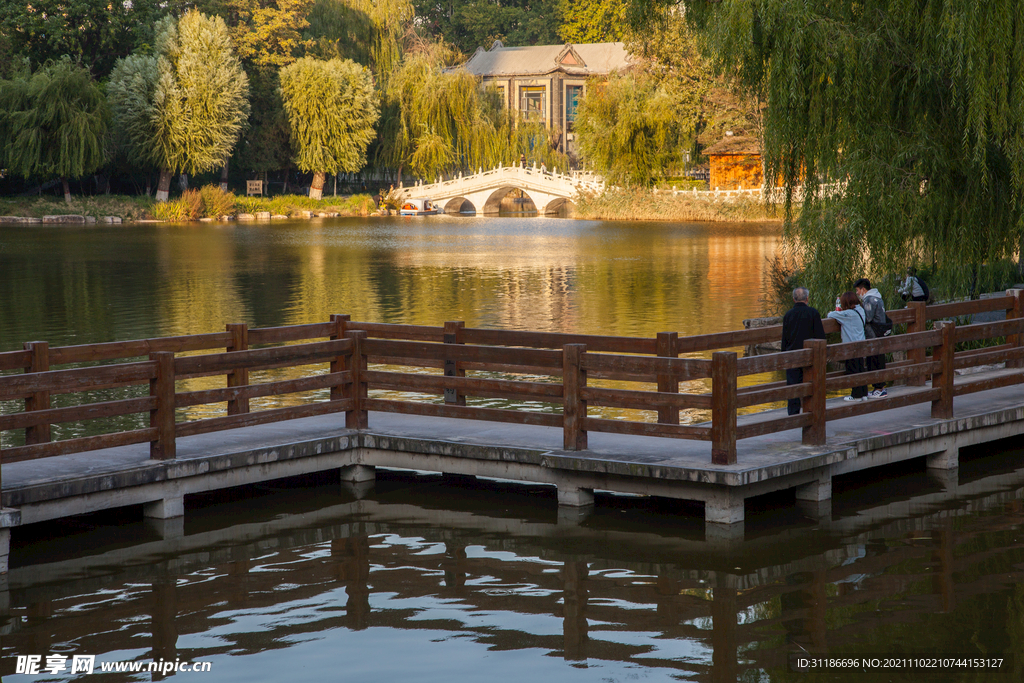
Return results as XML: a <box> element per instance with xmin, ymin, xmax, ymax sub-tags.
<box><xmin>873</xmin><ymin>314</ymin><xmax>894</xmax><ymax>337</ymax></box>
<box><xmin>916</xmin><ymin>276</ymin><xmax>930</xmax><ymax>301</ymax></box>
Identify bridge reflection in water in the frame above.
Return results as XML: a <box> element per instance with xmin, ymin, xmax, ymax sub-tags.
<box><xmin>2</xmin><ymin>440</ymin><xmax>1023</xmax><ymax>681</ymax></box>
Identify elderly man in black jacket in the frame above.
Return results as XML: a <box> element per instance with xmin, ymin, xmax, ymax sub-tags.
<box><xmin>782</xmin><ymin>287</ymin><xmax>826</xmax><ymax>415</ymax></box>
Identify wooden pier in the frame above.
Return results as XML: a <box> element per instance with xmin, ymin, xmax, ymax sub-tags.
<box><xmin>1</xmin><ymin>291</ymin><xmax>1024</xmax><ymax>570</ymax></box>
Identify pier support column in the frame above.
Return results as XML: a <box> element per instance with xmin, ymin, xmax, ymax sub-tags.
<box><xmin>705</xmin><ymin>487</ymin><xmax>744</xmax><ymax>524</ymax></box>
<box><xmin>0</xmin><ymin>508</ymin><xmax>21</xmax><ymax>575</ymax></box>
<box><xmin>795</xmin><ymin>474</ymin><xmax>832</xmax><ymax>502</ymax></box>
<box><xmin>926</xmin><ymin>437</ymin><xmax>959</xmax><ymax>470</ymax></box>
<box><xmin>144</xmin><ymin>495</ymin><xmax>184</xmax><ymax>519</ymax></box>
<box><xmin>557</xmin><ymin>485</ymin><xmax>594</xmax><ymax>508</ymax></box>
<box><xmin>340</xmin><ymin>464</ymin><xmax>375</xmax><ymax>483</ymax></box>
<box><xmin>0</xmin><ymin>529</ymin><xmax>9</xmax><ymax>575</ymax></box>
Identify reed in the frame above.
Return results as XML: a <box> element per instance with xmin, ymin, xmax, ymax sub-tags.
<box><xmin>573</xmin><ymin>188</ymin><xmax>783</xmax><ymax>223</ymax></box>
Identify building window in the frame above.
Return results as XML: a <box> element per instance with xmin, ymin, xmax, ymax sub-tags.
<box><xmin>566</xmin><ymin>85</ymin><xmax>582</xmax><ymax>132</ymax></box>
<box><xmin>520</xmin><ymin>86</ymin><xmax>546</xmax><ymax>123</ymax></box>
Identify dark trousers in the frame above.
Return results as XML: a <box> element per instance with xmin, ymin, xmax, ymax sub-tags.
<box><xmin>866</xmin><ymin>352</ymin><xmax>886</xmax><ymax>390</ymax></box>
<box><xmin>846</xmin><ymin>358</ymin><xmax>867</xmax><ymax>398</ymax></box>
<box><xmin>786</xmin><ymin>368</ymin><xmax>803</xmax><ymax>415</ymax></box>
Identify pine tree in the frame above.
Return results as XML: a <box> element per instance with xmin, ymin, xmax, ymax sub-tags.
<box><xmin>108</xmin><ymin>10</ymin><xmax>250</xmax><ymax>201</ymax></box>
<box><xmin>0</xmin><ymin>60</ymin><xmax>108</xmax><ymax>202</ymax></box>
<box><xmin>278</xmin><ymin>57</ymin><xmax>379</xmax><ymax>199</ymax></box>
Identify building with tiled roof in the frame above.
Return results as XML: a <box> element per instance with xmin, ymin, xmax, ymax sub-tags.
<box><xmin>462</xmin><ymin>41</ymin><xmax>631</xmax><ymax>155</ymax></box>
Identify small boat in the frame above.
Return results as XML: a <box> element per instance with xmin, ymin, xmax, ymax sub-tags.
<box><xmin>399</xmin><ymin>198</ymin><xmax>440</xmax><ymax>216</ymax></box>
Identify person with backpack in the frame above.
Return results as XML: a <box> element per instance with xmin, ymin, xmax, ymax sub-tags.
<box><xmin>855</xmin><ymin>278</ymin><xmax>890</xmax><ymax>398</ymax></box>
<box><xmin>899</xmin><ymin>268</ymin><xmax>929</xmax><ymax>302</ymax></box>
<box><xmin>827</xmin><ymin>291</ymin><xmax>869</xmax><ymax>401</ymax></box>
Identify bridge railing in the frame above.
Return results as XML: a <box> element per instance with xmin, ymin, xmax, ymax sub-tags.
<box><xmin>1</xmin><ymin>291</ymin><xmax>1023</xmax><ymax>469</ymax></box>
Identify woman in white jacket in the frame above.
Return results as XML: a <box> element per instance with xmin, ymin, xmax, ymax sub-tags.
<box><xmin>827</xmin><ymin>291</ymin><xmax>869</xmax><ymax>401</ymax></box>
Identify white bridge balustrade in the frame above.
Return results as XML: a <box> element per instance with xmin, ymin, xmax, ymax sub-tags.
<box><xmin>399</xmin><ymin>165</ymin><xmax>840</xmax><ymax>214</ymax></box>
<box><xmin>399</xmin><ymin>165</ymin><xmax>604</xmax><ymax>215</ymax></box>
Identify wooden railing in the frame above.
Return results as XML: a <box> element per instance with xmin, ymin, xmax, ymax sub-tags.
<box><xmin>1</xmin><ymin>291</ymin><xmax>1022</xmax><ymax>476</ymax></box>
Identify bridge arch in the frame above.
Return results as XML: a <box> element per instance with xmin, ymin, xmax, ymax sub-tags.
<box><xmin>443</xmin><ymin>197</ymin><xmax>476</xmax><ymax>214</ymax></box>
<box><xmin>483</xmin><ymin>186</ymin><xmax>537</xmax><ymax>215</ymax></box>
<box><xmin>542</xmin><ymin>197</ymin><xmax>574</xmax><ymax>216</ymax></box>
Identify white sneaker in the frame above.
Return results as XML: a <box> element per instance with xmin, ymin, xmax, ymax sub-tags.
<box><xmin>843</xmin><ymin>395</ymin><xmax>866</xmax><ymax>402</ymax></box>
<box><xmin>868</xmin><ymin>388</ymin><xmax>888</xmax><ymax>398</ymax></box>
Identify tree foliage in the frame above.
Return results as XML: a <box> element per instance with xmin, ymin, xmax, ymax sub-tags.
<box><xmin>278</xmin><ymin>56</ymin><xmax>378</xmax><ymax>197</ymax></box>
<box><xmin>558</xmin><ymin>0</ymin><xmax>626</xmax><ymax>43</ymax></box>
<box><xmin>642</xmin><ymin>0</ymin><xmax>1024</xmax><ymax>307</ymax></box>
<box><xmin>379</xmin><ymin>40</ymin><xmax>567</xmax><ymax>180</ymax></box>
<box><xmin>413</xmin><ymin>0</ymin><xmax>561</xmax><ymax>54</ymax></box>
<box><xmin>306</xmin><ymin>0</ymin><xmax>414</xmax><ymax>88</ymax></box>
<box><xmin>0</xmin><ymin>60</ymin><xmax>108</xmax><ymax>199</ymax></box>
<box><xmin>0</xmin><ymin>0</ymin><xmax>163</xmax><ymax>77</ymax></box>
<box><xmin>108</xmin><ymin>10</ymin><xmax>250</xmax><ymax>195</ymax></box>
<box><xmin>575</xmin><ymin>68</ymin><xmax>705</xmax><ymax>186</ymax></box>
<box><xmin>211</xmin><ymin>0</ymin><xmax>315</xmax><ymax>69</ymax></box>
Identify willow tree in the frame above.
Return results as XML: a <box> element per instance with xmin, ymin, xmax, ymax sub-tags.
<box><xmin>575</xmin><ymin>66</ymin><xmax>706</xmax><ymax>186</ymax></box>
<box><xmin>305</xmin><ymin>0</ymin><xmax>413</xmax><ymax>89</ymax></box>
<box><xmin>278</xmin><ymin>57</ymin><xmax>378</xmax><ymax>199</ymax></box>
<box><xmin>107</xmin><ymin>10</ymin><xmax>250</xmax><ymax>201</ymax></box>
<box><xmin>640</xmin><ymin>1</ymin><xmax>1024</xmax><ymax>307</ymax></box>
<box><xmin>379</xmin><ymin>41</ymin><xmax>567</xmax><ymax>180</ymax></box>
<box><xmin>0</xmin><ymin>60</ymin><xmax>108</xmax><ymax>202</ymax></box>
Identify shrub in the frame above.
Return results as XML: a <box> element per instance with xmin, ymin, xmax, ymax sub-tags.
<box><xmin>199</xmin><ymin>184</ymin><xmax>236</xmax><ymax>218</ymax></box>
<box><xmin>151</xmin><ymin>189</ymin><xmax>202</xmax><ymax>221</ymax></box>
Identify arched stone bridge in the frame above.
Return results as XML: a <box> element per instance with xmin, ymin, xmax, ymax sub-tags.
<box><xmin>399</xmin><ymin>165</ymin><xmax>605</xmax><ymax>215</ymax></box>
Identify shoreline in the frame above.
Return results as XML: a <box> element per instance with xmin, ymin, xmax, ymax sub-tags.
<box><xmin>0</xmin><ymin>189</ymin><xmax>789</xmax><ymax>225</ymax></box>
<box><xmin>572</xmin><ymin>188</ymin><xmax>785</xmax><ymax>223</ymax></box>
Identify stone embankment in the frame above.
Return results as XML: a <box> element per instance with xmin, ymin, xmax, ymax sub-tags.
<box><xmin>0</xmin><ymin>215</ymin><xmax>122</xmax><ymax>224</ymax></box>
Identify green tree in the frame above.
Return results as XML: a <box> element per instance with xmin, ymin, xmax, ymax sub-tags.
<box><xmin>379</xmin><ymin>41</ymin><xmax>567</xmax><ymax>180</ymax></box>
<box><xmin>218</xmin><ymin>0</ymin><xmax>315</xmax><ymax>69</ymax></box>
<box><xmin>558</xmin><ymin>0</ymin><xmax>626</xmax><ymax>43</ymax></box>
<box><xmin>278</xmin><ymin>57</ymin><xmax>379</xmax><ymax>199</ymax></box>
<box><xmin>639</xmin><ymin>0</ymin><xmax>1024</xmax><ymax>307</ymax></box>
<box><xmin>575</xmin><ymin>66</ymin><xmax>705</xmax><ymax>186</ymax></box>
<box><xmin>306</xmin><ymin>0</ymin><xmax>413</xmax><ymax>88</ymax></box>
<box><xmin>0</xmin><ymin>60</ymin><xmax>108</xmax><ymax>202</ymax></box>
<box><xmin>107</xmin><ymin>11</ymin><xmax>250</xmax><ymax>201</ymax></box>
<box><xmin>0</xmin><ymin>0</ymin><xmax>164</xmax><ymax>78</ymax></box>
<box><xmin>414</xmin><ymin>0</ymin><xmax>562</xmax><ymax>55</ymax></box>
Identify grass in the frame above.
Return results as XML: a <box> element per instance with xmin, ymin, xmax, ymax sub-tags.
<box><xmin>573</xmin><ymin>187</ymin><xmax>783</xmax><ymax>223</ymax></box>
<box><xmin>0</xmin><ymin>188</ymin><xmax>378</xmax><ymax>222</ymax></box>
<box><xmin>0</xmin><ymin>195</ymin><xmax>155</xmax><ymax>221</ymax></box>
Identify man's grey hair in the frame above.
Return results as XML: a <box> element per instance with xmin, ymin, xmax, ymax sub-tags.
<box><xmin>792</xmin><ymin>287</ymin><xmax>810</xmax><ymax>303</ymax></box>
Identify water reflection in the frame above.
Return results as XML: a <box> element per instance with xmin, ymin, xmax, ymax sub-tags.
<box><xmin>2</xmin><ymin>442</ymin><xmax>1023</xmax><ymax>681</ymax></box>
<box><xmin>0</xmin><ymin>217</ymin><xmax>783</xmax><ymax>441</ymax></box>
<box><xmin>0</xmin><ymin>217</ymin><xmax>780</xmax><ymax>348</ymax></box>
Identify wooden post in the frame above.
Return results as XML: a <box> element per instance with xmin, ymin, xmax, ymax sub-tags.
<box><xmin>1006</xmin><ymin>289</ymin><xmax>1024</xmax><ymax>369</ymax></box>
<box><xmin>801</xmin><ymin>339</ymin><xmax>827</xmax><ymax>446</ymax></box>
<box><xmin>330</xmin><ymin>314</ymin><xmax>351</xmax><ymax>401</ymax></box>
<box><xmin>443</xmin><ymin>321</ymin><xmax>466</xmax><ymax>405</ymax></box>
<box><xmin>711</xmin><ymin>351</ymin><xmax>737</xmax><ymax>465</ymax></box>
<box><xmin>226</xmin><ymin>323</ymin><xmax>249</xmax><ymax>415</ymax></box>
<box><xmin>562</xmin><ymin>344</ymin><xmax>587</xmax><ymax>451</ymax></box>
<box><xmin>23</xmin><ymin>341</ymin><xmax>50</xmax><ymax>444</ymax></box>
<box><xmin>150</xmin><ymin>352</ymin><xmax>176</xmax><ymax>460</ymax></box>
<box><xmin>907</xmin><ymin>301</ymin><xmax>927</xmax><ymax>385</ymax></box>
<box><xmin>344</xmin><ymin>330</ymin><xmax>368</xmax><ymax>429</ymax></box>
<box><xmin>931</xmin><ymin>321</ymin><xmax>955</xmax><ymax>420</ymax></box>
<box><xmin>656</xmin><ymin>332</ymin><xmax>679</xmax><ymax>424</ymax></box>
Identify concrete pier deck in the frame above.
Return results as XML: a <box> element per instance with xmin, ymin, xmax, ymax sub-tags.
<box><xmin>2</xmin><ymin>367</ymin><xmax>1023</xmax><ymax>564</ymax></box>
